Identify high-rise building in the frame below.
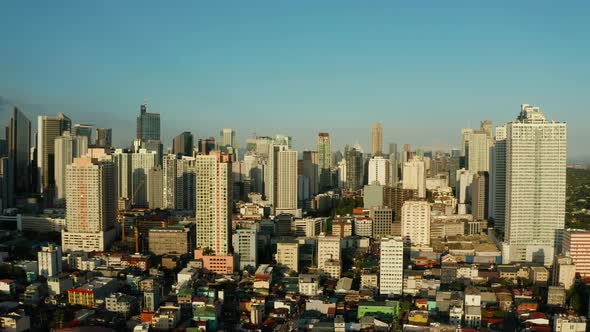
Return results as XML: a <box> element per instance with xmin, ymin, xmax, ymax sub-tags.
<box><xmin>317</xmin><ymin>133</ymin><xmax>332</xmax><ymax>190</ymax></box>
<box><xmin>163</xmin><ymin>154</ymin><xmax>196</xmax><ymax>211</ymax></box>
<box><xmin>195</xmin><ymin>152</ymin><xmax>232</xmax><ymax>255</ymax></box>
<box><xmin>401</xmin><ymin>200</ymin><xmax>431</xmax><ymax>246</ymax></box>
<box><xmin>303</xmin><ymin>151</ymin><xmax>319</xmax><ymax>196</ymax></box>
<box><xmin>465</xmin><ymin>130</ymin><xmax>493</xmax><ymax>175</ymax></box>
<box><xmin>379</xmin><ymin>237</ymin><xmax>404</xmax><ymax>296</ymax></box>
<box><xmin>388</xmin><ymin>143</ymin><xmax>398</xmax><ymax>186</ymax></box>
<box><xmin>490</xmin><ymin>126</ymin><xmax>507</xmax><ymax>232</ymax></box>
<box><xmin>471</xmin><ymin>172</ymin><xmax>488</xmax><ymax>221</ymax></box>
<box><xmin>480</xmin><ymin>120</ymin><xmax>493</xmax><ymax>137</ymax></box>
<box><xmin>502</xmin><ymin>105</ymin><xmax>566</xmax><ymax>264</ymax></box>
<box><xmin>562</xmin><ymin>230</ymin><xmax>590</xmax><ymax>278</ymax></box>
<box><xmin>172</xmin><ymin>131</ymin><xmax>193</xmax><ymax>157</ymax></box>
<box><xmin>6</xmin><ymin>107</ymin><xmax>32</xmax><ymax>196</ymax></box>
<box><xmin>72</xmin><ymin>124</ymin><xmax>93</xmax><ymax>144</ymax></box>
<box><xmin>148</xmin><ymin>166</ymin><xmax>164</xmax><ymax>209</ymax></box>
<box><xmin>368</xmin><ymin>156</ymin><xmax>390</xmax><ymax>186</ymax></box>
<box><xmin>38</xmin><ymin>243</ymin><xmax>63</xmax><ymax>278</ymax></box>
<box><xmin>402</xmin><ymin>158</ymin><xmax>426</xmax><ymax>198</ymax></box>
<box><xmin>317</xmin><ymin>235</ymin><xmax>341</xmax><ymax>279</ymax></box>
<box><xmin>198</xmin><ymin>137</ymin><xmax>216</xmax><ymax>155</ymax></box>
<box><xmin>275</xmin><ymin>147</ymin><xmax>298</xmax><ymax>214</ymax></box>
<box><xmin>136</xmin><ymin>103</ymin><xmax>160</xmax><ymax>141</ymax></box>
<box><xmin>131</xmin><ymin>149</ymin><xmax>157</xmax><ymax>207</ymax></box>
<box><xmin>54</xmin><ymin>133</ymin><xmax>88</xmax><ymax>201</ymax></box>
<box><xmin>276</xmin><ymin>240</ymin><xmax>299</xmax><ymax>272</ymax></box>
<box><xmin>456</xmin><ymin>168</ymin><xmax>472</xmax><ymax>215</ymax></box>
<box><xmin>371</xmin><ymin>123</ymin><xmax>383</xmax><ymax>156</ymax></box>
<box><xmin>220</xmin><ymin>128</ymin><xmax>236</xmax><ymax>148</ymax></box>
<box><xmin>61</xmin><ymin>157</ymin><xmax>116</xmax><ymax>252</ymax></box>
<box><xmin>233</xmin><ymin>226</ymin><xmax>258</xmax><ymax>270</ymax></box>
<box><xmin>37</xmin><ymin>113</ymin><xmax>71</xmax><ymax>193</ymax></box>
<box><xmin>369</xmin><ymin>206</ymin><xmax>393</xmax><ymax>239</ymax></box>
<box><xmin>345</xmin><ymin>148</ymin><xmax>362</xmax><ymax>191</ymax></box>
<box><xmin>95</xmin><ymin>128</ymin><xmax>112</xmax><ymax>148</ymax></box>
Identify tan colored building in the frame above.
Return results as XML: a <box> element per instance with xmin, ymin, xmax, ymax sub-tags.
<box><xmin>148</xmin><ymin>224</ymin><xmax>195</xmax><ymax>256</ymax></box>
<box><xmin>276</xmin><ymin>241</ymin><xmax>299</xmax><ymax>272</ymax></box>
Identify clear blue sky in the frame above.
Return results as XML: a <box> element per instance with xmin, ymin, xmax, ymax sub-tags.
<box><xmin>1</xmin><ymin>1</ymin><xmax>589</xmax><ymax>161</ymax></box>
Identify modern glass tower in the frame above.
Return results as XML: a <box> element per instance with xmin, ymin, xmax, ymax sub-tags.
<box><xmin>136</xmin><ymin>103</ymin><xmax>160</xmax><ymax>141</ymax></box>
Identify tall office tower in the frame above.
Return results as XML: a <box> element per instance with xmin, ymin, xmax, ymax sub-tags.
<box><xmin>401</xmin><ymin>144</ymin><xmax>412</xmax><ymax>166</ymax></box>
<box><xmin>195</xmin><ymin>152</ymin><xmax>232</xmax><ymax>255</ymax></box>
<box><xmin>369</xmin><ymin>206</ymin><xmax>393</xmax><ymax>239</ymax></box>
<box><xmin>490</xmin><ymin>126</ymin><xmax>506</xmax><ymax>231</ymax></box>
<box><xmin>233</xmin><ymin>226</ymin><xmax>258</xmax><ymax>270</ymax></box>
<box><xmin>371</xmin><ymin>123</ymin><xmax>383</xmax><ymax>156</ymax></box>
<box><xmin>172</xmin><ymin>131</ymin><xmax>194</xmax><ymax>156</ymax></box>
<box><xmin>317</xmin><ymin>133</ymin><xmax>332</xmax><ymax>190</ymax></box>
<box><xmin>113</xmin><ymin>149</ymin><xmax>131</xmax><ymax>201</ymax></box>
<box><xmin>402</xmin><ymin>158</ymin><xmax>426</xmax><ymax>198</ymax></box>
<box><xmin>38</xmin><ymin>243</ymin><xmax>62</xmax><ymax>278</ymax></box>
<box><xmin>345</xmin><ymin>148</ymin><xmax>362</xmax><ymax>191</ymax></box>
<box><xmin>95</xmin><ymin>128</ymin><xmax>112</xmax><ymax>148</ymax></box>
<box><xmin>276</xmin><ymin>241</ymin><xmax>299</xmax><ymax>272</ymax></box>
<box><xmin>62</xmin><ymin>157</ymin><xmax>116</xmax><ymax>252</ymax></box>
<box><xmin>6</xmin><ymin>107</ymin><xmax>32</xmax><ymax>196</ymax></box>
<box><xmin>274</xmin><ymin>147</ymin><xmax>298</xmax><ymax>214</ymax></box>
<box><xmin>471</xmin><ymin>172</ymin><xmax>488</xmax><ymax>221</ymax></box>
<box><xmin>401</xmin><ymin>200</ymin><xmax>431</xmax><ymax>246</ymax></box>
<box><xmin>0</xmin><ymin>157</ymin><xmax>13</xmax><ymax>209</ymax></box>
<box><xmin>72</xmin><ymin>124</ymin><xmax>93</xmax><ymax>144</ymax></box>
<box><xmin>302</xmin><ymin>151</ymin><xmax>319</xmax><ymax>196</ymax></box>
<box><xmin>263</xmin><ymin>136</ymin><xmax>292</xmax><ymax>207</ymax></box>
<box><xmin>503</xmin><ymin>104</ymin><xmax>566</xmax><ymax>265</ymax></box>
<box><xmin>317</xmin><ymin>235</ymin><xmax>341</xmax><ymax>279</ymax></box>
<box><xmin>465</xmin><ymin>129</ymin><xmax>493</xmax><ymax>175</ymax></box>
<box><xmin>460</xmin><ymin>128</ymin><xmax>474</xmax><ymax>157</ymax></box>
<box><xmin>148</xmin><ymin>166</ymin><xmax>164</xmax><ymax>209</ymax></box>
<box><xmin>456</xmin><ymin>168</ymin><xmax>472</xmax><ymax>215</ymax></box>
<box><xmin>54</xmin><ymin>133</ymin><xmax>88</xmax><ymax>200</ymax></box>
<box><xmin>379</xmin><ymin>237</ymin><xmax>404</xmax><ymax>296</ymax></box>
<box><xmin>368</xmin><ymin>156</ymin><xmax>390</xmax><ymax>186</ymax></box>
<box><xmin>162</xmin><ymin>154</ymin><xmax>196</xmax><ymax>211</ymax></box>
<box><xmin>448</xmin><ymin>156</ymin><xmax>462</xmax><ymax>188</ymax></box>
<box><xmin>198</xmin><ymin>137</ymin><xmax>216</xmax><ymax>155</ymax></box>
<box><xmin>130</xmin><ymin>149</ymin><xmax>157</xmax><ymax>207</ymax></box>
<box><xmin>37</xmin><ymin>113</ymin><xmax>71</xmax><ymax>193</ymax></box>
<box><xmin>243</xmin><ymin>153</ymin><xmax>264</xmax><ymax>194</ymax></box>
<box><xmin>220</xmin><ymin>128</ymin><xmax>236</xmax><ymax>148</ymax></box>
<box><xmin>388</xmin><ymin>143</ymin><xmax>398</xmax><ymax>186</ymax></box>
<box><xmin>141</xmin><ymin>139</ymin><xmax>163</xmax><ymax>166</ymax></box>
<box><xmin>136</xmin><ymin>103</ymin><xmax>160</xmax><ymax>141</ymax></box>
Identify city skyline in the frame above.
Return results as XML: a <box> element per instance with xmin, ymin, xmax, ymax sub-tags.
<box><xmin>2</xmin><ymin>2</ymin><xmax>590</xmax><ymax>161</ymax></box>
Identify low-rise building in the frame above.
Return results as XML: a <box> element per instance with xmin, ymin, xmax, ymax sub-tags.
<box><xmin>299</xmin><ymin>274</ymin><xmax>320</xmax><ymax>296</ymax></box>
<box><xmin>554</xmin><ymin>314</ymin><xmax>587</xmax><ymax>332</ymax></box>
<box><xmin>0</xmin><ymin>279</ymin><xmax>16</xmax><ymax>296</ymax></box>
<box><xmin>151</xmin><ymin>305</ymin><xmax>181</xmax><ymax>330</ymax></box>
<box><xmin>47</xmin><ymin>273</ymin><xmax>74</xmax><ymax>296</ymax></box>
<box><xmin>105</xmin><ymin>292</ymin><xmax>140</xmax><ymax>316</ymax></box>
<box><xmin>0</xmin><ymin>311</ymin><xmax>31</xmax><ymax>332</ymax></box>
<box><xmin>68</xmin><ymin>277</ymin><xmax>119</xmax><ymax>307</ymax></box>
<box><xmin>547</xmin><ymin>286</ymin><xmax>566</xmax><ymax>307</ymax></box>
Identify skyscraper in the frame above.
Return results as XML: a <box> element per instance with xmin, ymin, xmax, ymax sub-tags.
<box><xmin>371</xmin><ymin>123</ymin><xmax>383</xmax><ymax>156</ymax></box>
<box><xmin>465</xmin><ymin>129</ymin><xmax>493</xmax><ymax>175</ymax></box>
<box><xmin>274</xmin><ymin>146</ymin><xmax>298</xmax><ymax>215</ymax></box>
<box><xmin>401</xmin><ymin>200</ymin><xmax>431</xmax><ymax>246</ymax></box>
<box><xmin>402</xmin><ymin>158</ymin><xmax>426</xmax><ymax>198</ymax></box>
<box><xmin>302</xmin><ymin>150</ymin><xmax>319</xmax><ymax>196</ymax></box>
<box><xmin>37</xmin><ymin>113</ymin><xmax>71</xmax><ymax>193</ymax></box>
<box><xmin>172</xmin><ymin>131</ymin><xmax>194</xmax><ymax>156</ymax></box>
<box><xmin>130</xmin><ymin>149</ymin><xmax>157</xmax><ymax>207</ymax></box>
<box><xmin>388</xmin><ymin>143</ymin><xmax>398</xmax><ymax>186</ymax></box>
<box><xmin>95</xmin><ymin>128</ymin><xmax>112</xmax><ymax>148</ymax></box>
<box><xmin>54</xmin><ymin>132</ymin><xmax>88</xmax><ymax>201</ymax></box>
<box><xmin>62</xmin><ymin>156</ymin><xmax>116</xmax><ymax>252</ymax></box>
<box><xmin>471</xmin><ymin>172</ymin><xmax>489</xmax><ymax>221</ymax></box>
<box><xmin>317</xmin><ymin>133</ymin><xmax>332</xmax><ymax>190</ymax></box>
<box><xmin>6</xmin><ymin>107</ymin><xmax>31</xmax><ymax>196</ymax></box>
<box><xmin>490</xmin><ymin>126</ymin><xmax>506</xmax><ymax>232</ymax></box>
<box><xmin>72</xmin><ymin>124</ymin><xmax>93</xmax><ymax>144</ymax></box>
<box><xmin>195</xmin><ymin>152</ymin><xmax>232</xmax><ymax>255</ymax></box>
<box><xmin>368</xmin><ymin>156</ymin><xmax>390</xmax><ymax>186</ymax></box>
<box><xmin>220</xmin><ymin>128</ymin><xmax>236</xmax><ymax>148</ymax></box>
<box><xmin>198</xmin><ymin>137</ymin><xmax>216</xmax><ymax>155</ymax></box>
<box><xmin>379</xmin><ymin>237</ymin><xmax>404</xmax><ymax>296</ymax></box>
<box><xmin>136</xmin><ymin>103</ymin><xmax>160</xmax><ymax>141</ymax></box>
<box><xmin>345</xmin><ymin>148</ymin><xmax>362</xmax><ymax>191</ymax></box>
<box><xmin>163</xmin><ymin>154</ymin><xmax>196</xmax><ymax>211</ymax></box>
<box><xmin>503</xmin><ymin>104</ymin><xmax>566</xmax><ymax>264</ymax></box>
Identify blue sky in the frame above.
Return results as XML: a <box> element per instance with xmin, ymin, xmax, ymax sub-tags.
<box><xmin>1</xmin><ymin>1</ymin><xmax>589</xmax><ymax>161</ymax></box>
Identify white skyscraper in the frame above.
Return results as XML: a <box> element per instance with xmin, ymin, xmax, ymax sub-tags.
<box><xmin>38</xmin><ymin>243</ymin><xmax>63</xmax><ymax>278</ymax></box>
<box><xmin>489</xmin><ymin>126</ymin><xmax>507</xmax><ymax>231</ymax></box>
<box><xmin>195</xmin><ymin>152</ymin><xmax>232</xmax><ymax>255</ymax></box>
<box><xmin>221</xmin><ymin>128</ymin><xmax>236</xmax><ymax>147</ymax></box>
<box><xmin>402</xmin><ymin>158</ymin><xmax>426</xmax><ymax>198</ymax></box>
<box><xmin>456</xmin><ymin>168</ymin><xmax>472</xmax><ymax>215</ymax></box>
<box><xmin>503</xmin><ymin>104</ymin><xmax>566</xmax><ymax>264</ymax></box>
<box><xmin>274</xmin><ymin>146</ymin><xmax>298</xmax><ymax>215</ymax></box>
<box><xmin>54</xmin><ymin>132</ymin><xmax>88</xmax><ymax>200</ymax></box>
<box><xmin>401</xmin><ymin>200</ymin><xmax>431</xmax><ymax>246</ymax></box>
<box><xmin>368</xmin><ymin>156</ymin><xmax>390</xmax><ymax>186</ymax></box>
<box><xmin>466</xmin><ymin>130</ymin><xmax>493</xmax><ymax>175</ymax></box>
<box><xmin>379</xmin><ymin>237</ymin><xmax>404</xmax><ymax>296</ymax></box>
<box><xmin>131</xmin><ymin>149</ymin><xmax>157</xmax><ymax>207</ymax></box>
<box><xmin>62</xmin><ymin>157</ymin><xmax>116</xmax><ymax>252</ymax></box>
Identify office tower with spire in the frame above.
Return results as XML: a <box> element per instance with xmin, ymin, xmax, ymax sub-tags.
<box><xmin>6</xmin><ymin>107</ymin><xmax>32</xmax><ymax>197</ymax></box>
<box><xmin>54</xmin><ymin>132</ymin><xmax>88</xmax><ymax>201</ymax></box>
<box><xmin>72</xmin><ymin>124</ymin><xmax>93</xmax><ymax>144</ymax></box>
<box><xmin>502</xmin><ymin>104</ymin><xmax>566</xmax><ymax>264</ymax></box>
<box><xmin>37</xmin><ymin>113</ymin><xmax>71</xmax><ymax>193</ymax></box>
<box><xmin>195</xmin><ymin>152</ymin><xmax>232</xmax><ymax>255</ymax></box>
<box><xmin>317</xmin><ymin>132</ymin><xmax>332</xmax><ymax>191</ymax></box>
<box><xmin>173</xmin><ymin>131</ymin><xmax>194</xmax><ymax>156</ymax></box>
<box><xmin>95</xmin><ymin>128</ymin><xmax>112</xmax><ymax>148</ymax></box>
<box><xmin>136</xmin><ymin>103</ymin><xmax>160</xmax><ymax>141</ymax></box>
<box><xmin>62</xmin><ymin>156</ymin><xmax>116</xmax><ymax>252</ymax></box>
<box><xmin>371</xmin><ymin>123</ymin><xmax>383</xmax><ymax>156</ymax></box>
